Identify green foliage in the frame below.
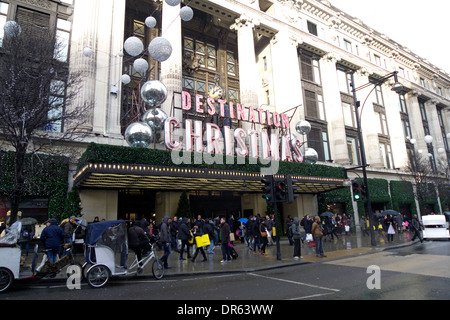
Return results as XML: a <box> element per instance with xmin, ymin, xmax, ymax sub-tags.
<box><xmin>0</xmin><ymin>151</ymin><xmax>69</xmax><ymax>221</ymax></box>
<box><xmin>63</xmin><ymin>186</ymin><xmax>82</xmax><ymax>220</ymax></box>
<box><xmin>175</xmin><ymin>190</ymin><xmax>192</xmax><ymax>219</ymax></box>
<box><xmin>77</xmin><ymin>143</ymin><xmax>346</xmax><ymax>179</ymax></box>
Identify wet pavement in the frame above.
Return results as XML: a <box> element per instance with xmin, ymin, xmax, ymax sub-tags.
<box><xmin>22</xmin><ymin>229</ymin><xmax>420</xmax><ymax>282</ymax></box>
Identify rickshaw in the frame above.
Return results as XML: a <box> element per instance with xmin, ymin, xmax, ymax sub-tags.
<box><xmin>83</xmin><ymin>220</ymin><xmax>164</xmax><ymax>288</ymax></box>
<box><xmin>0</xmin><ymin>220</ymin><xmax>85</xmax><ymax>293</ymax></box>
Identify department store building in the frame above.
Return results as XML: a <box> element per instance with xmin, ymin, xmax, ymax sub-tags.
<box><xmin>1</xmin><ymin>0</ymin><xmax>449</xmax><ymax>226</ymax></box>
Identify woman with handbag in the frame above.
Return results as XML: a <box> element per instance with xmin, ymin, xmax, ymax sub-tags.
<box><xmin>311</xmin><ymin>216</ymin><xmax>326</xmax><ymax>258</ymax></box>
<box><xmin>259</xmin><ymin>218</ymin><xmax>269</xmax><ymax>255</ymax></box>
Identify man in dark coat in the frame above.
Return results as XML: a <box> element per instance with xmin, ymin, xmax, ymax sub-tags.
<box><xmin>128</xmin><ymin>221</ymin><xmax>151</xmax><ymax>266</ymax></box>
<box><xmin>178</xmin><ymin>217</ymin><xmax>192</xmax><ymax>260</ymax></box>
<box><xmin>219</xmin><ymin>216</ymin><xmax>231</xmax><ymax>262</ymax></box>
<box><xmin>40</xmin><ymin>218</ymin><xmax>64</xmax><ymax>263</ymax></box>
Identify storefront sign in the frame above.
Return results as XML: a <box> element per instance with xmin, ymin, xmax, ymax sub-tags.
<box><xmin>164</xmin><ymin>91</ymin><xmax>304</xmax><ymax>164</ymax></box>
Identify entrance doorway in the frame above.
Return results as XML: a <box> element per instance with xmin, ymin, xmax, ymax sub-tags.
<box><xmin>118</xmin><ymin>189</ymin><xmax>156</xmax><ymax>221</ymax></box>
<box><xmin>189</xmin><ymin>191</ymin><xmax>241</xmax><ymax>220</ymax></box>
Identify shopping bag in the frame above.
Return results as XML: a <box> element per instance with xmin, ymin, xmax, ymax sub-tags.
<box><xmin>309</xmin><ymin>240</ymin><xmax>316</xmax><ymax>248</ymax></box>
<box><xmin>306</xmin><ymin>233</ymin><xmax>313</xmax><ymax>242</ymax></box>
<box><xmin>345</xmin><ymin>225</ymin><xmax>350</xmax><ymax>232</ymax></box>
<box><xmin>229</xmin><ymin>232</ymin><xmax>235</xmax><ymax>242</ymax></box>
<box><xmin>195</xmin><ymin>234</ymin><xmax>210</xmax><ymax>247</ymax></box>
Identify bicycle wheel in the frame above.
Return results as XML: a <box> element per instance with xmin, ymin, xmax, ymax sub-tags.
<box><xmin>86</xmin><ymin>264</ymin><xmax>110</xmax><ymax>288</ymax></box>
<box><xmin>0</xmin><ymin>268</ymin><xmax>13</xmax><ymax>293</ymax></box>
<box><xmin>152</xmin><ymin>259</ymin><xmax>164</xmax><ymax>280</ymax></box>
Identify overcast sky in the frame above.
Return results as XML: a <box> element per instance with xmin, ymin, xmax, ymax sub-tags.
<box><xmin>328</xmin><ymin>0</ymin><xmax>450</xmax><ymax>74</ymax></box>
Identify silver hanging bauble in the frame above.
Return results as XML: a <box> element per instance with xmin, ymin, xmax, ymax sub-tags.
<box><xmin>123</xmin><ymin>36</ymin><xmax>144</xmax><ymax>57</ymax></box>
<box><xmin>142</xmin><ymin>108</ymin><xmax>168</xmax><ymax>131</ymax></box>
<box><xmin>180</xmin><ymin>6</ymin><xmax>194</xmax><ymax>21</ymax></box>
<box><xmin>148</xmin><ymin>37</ymin><xmax>173</xmax><ymax>62</ymax></box>
<box><xmin>4</xmin><ymin>21</ymin><xmax>21</xmax><ymax>37</ymax></box>
<box><xmin>145</xmin><ymin>16</ymin><xmax>157</xmax><ymax>28</ymax></box>
<box><xmin>295</xmin><ymin>120</ymin><xmax>311</xmax><ymax>135</ymax></box>
<box><xmin>83</xmin><ymin>47</ymin><xmax>93</xmax><ymax>57</ymax></box>
<box><xmin>121</xmin><ymin>74</ymin><xmax>131</xmax><ymax>85</ymax></box>
<box><xmin>125</xmin><ymin>122</ymin><xmax>153</xmax><ymax>148</ymax></box>
<box><xmin>140</xmin><ymin>80</ymin><xmax>168</xmax><ymax>106</ymax></box>
<box><xmin>303</xmin><ymin>148</ymin><xmax>319</xmax><ymax>165</ymax></box>
<box><xmin>133</xmin><ymin>58</ymin><xmax>149</xmax><ymax>73</ymax></box>
<box><xmin>165</xmin><ymin>0</ymin><xmax>181</xmax><ymax>6</ymax></box>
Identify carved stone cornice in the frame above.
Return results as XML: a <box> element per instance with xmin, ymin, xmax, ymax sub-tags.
<box><xmin>230</xmin><ymin>13</ymin><xmax>260</xmax><ymax>31</ymax></box>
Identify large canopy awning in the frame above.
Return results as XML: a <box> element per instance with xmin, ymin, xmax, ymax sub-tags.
<box><xmin>74</xmin><ymin>163</ymin><xmax>347</xmax><ymax>194</ymax></box>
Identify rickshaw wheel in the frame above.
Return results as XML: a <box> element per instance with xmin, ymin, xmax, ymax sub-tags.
<box><xmin>152</xmin><ymin>260</ymin><xmax>164</xmax><ymax>280</ymax></box>
<box><xmin>0</xmin><ymin>268</ymin><xmax>14</xmax><ymax>293</ymax></box>
<box><xmin>82</xmin><ymin>263</ymin><xmax>93</xmax><ymax>280</ymax></box>
<box><xmin>86</xmin><ymin>264</ymin><xmax>110</xmax><ymax>288</ymax></box>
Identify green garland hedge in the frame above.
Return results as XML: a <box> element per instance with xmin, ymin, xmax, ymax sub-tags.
<box><xmin>77</xmin><ymin>143</ymin><xmax>346</xmax><ymax>179</ymax></box>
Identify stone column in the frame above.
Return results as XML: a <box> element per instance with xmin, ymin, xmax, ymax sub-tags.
<box><xmin>160</xmin><ymin>1</ymin><xmax>183</xmax><ymax>122</ymax></box>
<box><xmin>320</xmin><ymin>53</ymin><xmax>349</xmax><ymax>164</ymax></box>
<box><xmin>70</xmin><ymin>0</ymin><xmax>125</xmax><ymax>137</ymax></box>
<box><xmin>230</xmin><ymin>14</ymin><xmax>260</xmax><ymax>111</ymax></box>
<box><xmin>270</xmin><ymin>30</ymin><xmax>304</xmax><ymax>130</ymax></box>
<box><xmin>353</xmin><ymin>68</ymin><xmax>384</xmax><ymax>168</ymax></box>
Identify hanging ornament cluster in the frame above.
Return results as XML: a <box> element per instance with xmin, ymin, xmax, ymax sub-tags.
<box><xmin>81</xmin><ymin>2</ymin><xmax>193</xmax><ymax>148</ymax></box>
<box><xmin>124</xmin><ymin>80</ymin><xmax>169</xmax><ymax>148</ymax></box>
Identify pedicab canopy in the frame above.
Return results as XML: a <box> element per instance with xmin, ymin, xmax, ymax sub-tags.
<box><xmin>86</xmin><ymin>220</ymin><xmax>128</xmax><ymax>246</ymax></box>
<box><xmin>85</xmin><ymin>220</ymin><xmax>128</xmax><ymax>265</ymax></box>
<box><xmin>0</xmin><ymin>221</ymin><xmax>22</xmax><ymax>246</ymax></box>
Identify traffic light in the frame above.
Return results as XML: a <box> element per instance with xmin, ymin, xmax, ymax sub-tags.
<box><xmin>274</xmin><ymin>178</ymin><xmax>287</xmax><ymax>202</ymax></box>
<box><xmin>286</xmin><ymin>175</ymin><xmax>299</xmax><ymax>203</ymax></box>
<box><xmin>261</xmin><ymin>176</ymin><xmax>274</xmax><ymax>202</ymax></box>
<box><xmin>352</xmin><ymin>179</ymin><xmax>362</xmax><ymax>202</ymax></box>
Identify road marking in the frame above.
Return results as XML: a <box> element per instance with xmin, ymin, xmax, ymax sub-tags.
<box><xmin>248</xmin><ymin>273</ymin><xmax>340</xmax><ymax>292</ymax></box>
<box><xmin>290</xmin><ymin>292</ymin><xmax>337</xmax><ymax>300</ymax></box>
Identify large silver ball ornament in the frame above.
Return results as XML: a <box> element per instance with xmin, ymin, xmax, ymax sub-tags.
<box><xmin>303</xmin><ymin>148</ymin><xmax>319</xmax><ymax>165</ymax></box>
<box><xmin>125</xmin><ymin>122</ymin><xmax>153</xmax><ymax>148</ymax></box>
<box><xmin>123</xmin><ymin>36</ymin><xmax>144</xmax><ymax>57</ymax></box>
<box><xmin>180</xmin><ymin>6</ymin><xmax>194</xmax><ymax>21</ymax></box>
<box><xmin>296</xmin><ymin>120</ymin><xmax>311</xmax><ymax>136</ymax></box>
<box><xmin>145</xmin><ymin>16</ymin><xmax>157</xmax><ymax>28</ymax></box>
<box><xmin>133</xmin><ymin>58</ymin><xmax>149</xmax><ymax>73</ymax></box>
<box><xmin>142</xmin><ymin>108</ymin><xmax>168</xmax><ymax>131</ymax></box>
<box><xmin>4</xmin><ymin>21</ymin><xmax>22</xmax><ymax>37</ymax></box>
<box><xmin>148</xmin><ymin>37</ymin><xmax>173</xmax><ymax>62</ymax></box>
<box><xmin>140</xmin><ymin>80</ymin><xmax>168</xmax><ymax>106</ymax></box>
<box><xmin>165</xmin><ymin>0</ymin><xmax>181</xmax><ymax>6</ymax></box>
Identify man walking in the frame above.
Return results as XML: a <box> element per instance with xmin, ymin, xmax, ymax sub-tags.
<box><xmin>159</xmin><ymin>216</ymin><xmax>172</xmax><ymax>269</ymax></box>
<box><xmin>411</xmin><ymin>214</ymin><xmax>424</xmax><ymax>243</ymax></box>
<box><xmin>219</xmin><ymin>216</ymin><xmax>231</xmax><ymax>263</ymax></box>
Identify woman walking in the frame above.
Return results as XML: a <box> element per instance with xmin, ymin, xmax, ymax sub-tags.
<box><xmin>259</xmin><ymin>218</ymin><xmax>269</xmax><ymax>255</ymax></box>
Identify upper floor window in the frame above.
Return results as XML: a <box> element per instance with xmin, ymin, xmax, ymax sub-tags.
<box><xmin>344</xmin><ymin>39</ymin><xmax>352</xmax><ymax>53</ymax></box>
<box><xmin>337</xmin><ymin>69</ymin><xmax>352</xmax><ymax>94</ymax></box>
<box><xmin>307</xmin><ymin>21</ymin><xmax>318</xmax><ymax>36</ymax></box>
<box><xmin>0</xmin><ymin>2</ymin><xmax>8</xmax><ymax>47</ymax></box>
<box><xmin>300</xmin><ymin>53</ymin><xmax>321</xmax><ymax>85</ymax></box>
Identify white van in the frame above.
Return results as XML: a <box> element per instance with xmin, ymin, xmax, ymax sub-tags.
<box><xmin>422</xmin><ymin>215</ymin><xmax>450</xmax><ymax>240</ymax></box>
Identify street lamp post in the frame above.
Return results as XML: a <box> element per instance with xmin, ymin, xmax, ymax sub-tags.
<box><xmin>350</xmin><ymin>71</ymin><xmax>404</xmax><ymax>247</ymax></box>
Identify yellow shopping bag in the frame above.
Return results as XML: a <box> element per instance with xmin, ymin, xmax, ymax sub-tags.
<box><xmin>195</xmin><ymin>234</ymin><xmax>211</xmax><ymax>247</ymax></box>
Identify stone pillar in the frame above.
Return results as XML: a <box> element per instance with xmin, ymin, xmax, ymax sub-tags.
<box><xmin>353</xmin><ymin>68</ymin><xmax>383</xmax><ymax>168</ymax></box>
<box><xmin>160</xmin><ymin>1</ymin><xmax>183</xmax><ymax>122</ymax></box>
<box><xmin>320</xmin><ymin>53</ymin><xmax>349</xmax><ymax>164</ymax></box>
<box><xmin>70</xmin><ymin>0</ymin><xmax>125</xmax><ymax>137</ymax></box>
<box><xmin>230</xmin><ymin>14</ymin><xmax>260</xmax><ymax>111</ymax></box>
<box><xmin>270</xmin><ymin>30</ymin><xmax>304</xmax><ymax>130</ymax></box>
